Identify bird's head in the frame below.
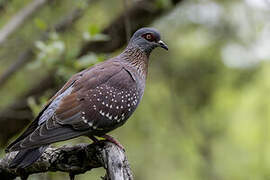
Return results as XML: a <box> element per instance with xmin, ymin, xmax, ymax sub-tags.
<box><xmin>128</xmin><ymin>27</ymin><xmax>168</xmax><ymax>56</ymax></box>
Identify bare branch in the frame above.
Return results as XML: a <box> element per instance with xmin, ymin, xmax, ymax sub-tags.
<box><xmin>0</xmin><ymin>0</ymin><xmax>49</xmax><ymax>47</ymax></box>
<box><xmin>0</xmin><ymin>141</ymin><xmax>133</xmax><ymax>180</ymax></box>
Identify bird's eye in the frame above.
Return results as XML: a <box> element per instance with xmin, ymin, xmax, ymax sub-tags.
<box><xmin>142</xmin><ymin>33</ymin><xmax>155</xmax><ymax>42</ymax></box>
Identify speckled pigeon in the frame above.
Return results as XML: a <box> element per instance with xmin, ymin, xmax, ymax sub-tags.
<box><xmin>6</xmin><ymin>27</ymin><xmax>168</xmax><ymax>168</ymax></box>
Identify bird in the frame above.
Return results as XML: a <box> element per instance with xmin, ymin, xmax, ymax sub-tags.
<box><xmin>6</xmin><ymin>27</ymin><xmax>168</xmax><ymax>168</ymax></box>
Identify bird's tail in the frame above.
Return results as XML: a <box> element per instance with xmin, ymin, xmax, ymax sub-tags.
<box><xmin>9</xmin><ymin>146</ymin><xmax>48</xmax><ymax>168</ymax></box>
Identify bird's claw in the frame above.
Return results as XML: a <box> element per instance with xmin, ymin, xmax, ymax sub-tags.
<box><xmin>101</xmin><ymin>135</ymin><xmax>125</xmax><ymax>151</ymax></box>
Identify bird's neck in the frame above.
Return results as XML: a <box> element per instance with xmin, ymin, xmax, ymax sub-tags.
<box><xmin>119</xmin><ymin>45</ymin><xmax>149</xmax><ymax>80</ymax></box>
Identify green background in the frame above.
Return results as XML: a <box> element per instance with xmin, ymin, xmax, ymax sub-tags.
<box><xmin>1</xmin><ymin>0</ymin><xmax>270</xmax><ymax>179</ymax></box>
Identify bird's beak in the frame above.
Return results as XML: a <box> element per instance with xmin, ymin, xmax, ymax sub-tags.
<box><xmin>158</xmin><ymin>40</ymin><xmax>168</xmax><ymax>50</ymax></box>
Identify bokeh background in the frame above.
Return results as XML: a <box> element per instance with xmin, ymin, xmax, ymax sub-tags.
<box><xmin>1</xmin><ymin>0</ymin><xmax>270</xmax><ymax>179</ymax></box>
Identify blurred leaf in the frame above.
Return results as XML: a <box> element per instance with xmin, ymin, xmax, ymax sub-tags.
<box><xmin>57</xmin><ymin>66</ymin><xmax>77</xmax><ymax>80</ymax></box>
<box><xmin>82</xmin><ymin>24</ymin><xmax>110</xmax><ymax>41</ymax></box>
<box><xmin>34</xmin><ymin>18</ymin><xmax>47</xmax><ymax>30</ymax></box>
<box><xmin>155</xmin><ymin>0</ymin><xmax>172</xmax><ymax>9</ymax></box>
<box><xmin>82</xmin><ymin>32</ymin><xmax>110</xmax><ymax>41</ymax></box>
<box><xmin>34</xmin><ymin>33</ymin><xmax>65</xmax><ymax>69</ymax></box>
<box><xmin>75</xmin><ymin>53</ymin><xmax>105</xmax><ymax>69</ymax></box>
<box><xmin>88</xmin><ymin>24</ymin><xmax>100</xmax><ymax>36</ymax></box>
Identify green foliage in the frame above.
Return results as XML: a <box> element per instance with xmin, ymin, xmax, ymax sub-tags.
<box><xmin>75</xmin><ymin>53</ymin><xmax>105</xmax><ymax>69</ymax></box>
<box><xmin>34</xmin><ymin>18</ymin><xmax>48</xmax><ymax>31</ymax></box>
<box><xmin>33</xmin><ymin>32</ymin><xmax>65</xmax><ymax>69</ymax></box>
<box><xmin>82</xmin><ymin>24</ymin><xmax>110</xmax><ymax>41</ymax></box>
<box><xmin>155</xmin><ymin>0</ymin><xmax>172</xmax><ymax>9</ymax></box>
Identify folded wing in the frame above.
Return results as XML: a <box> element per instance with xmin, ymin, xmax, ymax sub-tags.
<box><xmin>7</xmin><ymin>61</ymin><xmax>123</xmax><ymax>151</ymax></box>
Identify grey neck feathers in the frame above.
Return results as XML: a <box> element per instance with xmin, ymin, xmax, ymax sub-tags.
<box><xmin>119</xmin><ymin>44</ymin><xmax>149</xmax><ymax>79</ymax></box>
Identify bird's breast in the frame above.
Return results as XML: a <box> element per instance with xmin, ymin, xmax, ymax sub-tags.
<box><xmin>80</xmin><ymin>83</ymin><xmax>143</xmax><ymax>133</ymax></box>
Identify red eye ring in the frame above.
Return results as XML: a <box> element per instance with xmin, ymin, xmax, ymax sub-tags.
<box><xmin>142</xmin><ymin>33</ymin><xmax>155</xmax><ymax>42</ymax></box>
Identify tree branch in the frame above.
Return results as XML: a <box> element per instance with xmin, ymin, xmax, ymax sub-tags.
<box><xmin>0</xmin><ymin>141</ymin><xmax>133</xmax><ymax>180</ymax></box>
<box><xmin>0</xmin><ymin>0</ymin><xmax>49</xmax><ymax>47</ymax></box>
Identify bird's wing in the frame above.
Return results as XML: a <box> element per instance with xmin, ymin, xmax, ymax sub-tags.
<box><xmin>6</xmin><ymin>70</ymin><xmax>86</xmax><ymax>152</ymax></box>
<box><xmin>7</xmin><ymin>61</ymin><xmax>124</xmax><ymax>151</ymax></box>
<box><xmin>53</xmin><ymin>61</ymin><xmax>125</xmax><ymax>130</ymax></box>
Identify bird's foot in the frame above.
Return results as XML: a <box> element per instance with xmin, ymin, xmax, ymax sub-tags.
<box><xmin>89</xmin><ymin>135</ymin><xmax>125</xmax><ymax>151</ymax></box>
<box><xmin>101</xmin><ymin>135</ymin><xmax>125</xmax><ymax>151</ymax></box>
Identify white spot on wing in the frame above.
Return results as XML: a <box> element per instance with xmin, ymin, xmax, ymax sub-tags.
<box><xmin>99</xmin><ymin>110</ymin><xmax>105</xmax><ymax>116</ymax></box>
<box><xmin>88</xmin><ymin>121</ymin><xmax>93</xmax><ymax>126</ymax></box>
